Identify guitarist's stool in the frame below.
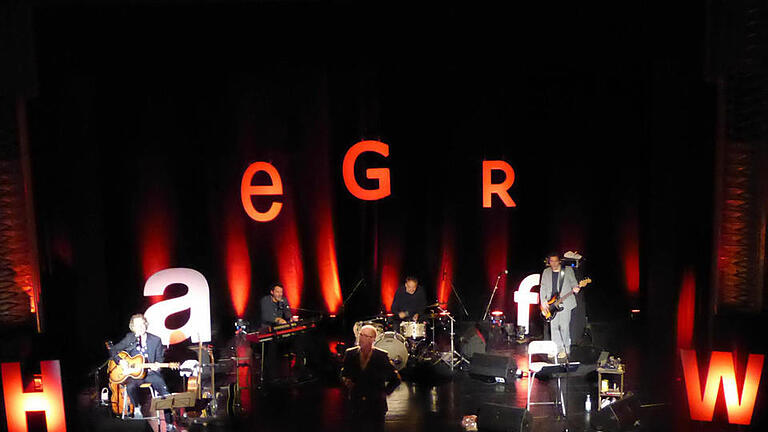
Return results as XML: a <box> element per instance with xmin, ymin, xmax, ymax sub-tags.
<box><xmin>120</xmin><ymin>384</ymin><xmax>130</xmax><ymax>419</ymax></box>
<box><xmin>526</xmin><ymin>340</ymin><xmax>566</xmax><ymax>417</ymax></box>
<box><xmin>133</xmin><ymin>383</ymin><xmax>171</xmax><ymax>432</ymax></box>
<box><xmin>121</xmin><ymin>382</ymin><xmax>164</xmax><ymax>421</ymax></box>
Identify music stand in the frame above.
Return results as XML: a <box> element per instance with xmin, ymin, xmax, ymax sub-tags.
<box><xmin>535</xmin><ymin>362</ymin><xmax>580</xmax><ymax>416</ymax></box>
<box><xmin>149</xmin><ymin>391</ymin><xmax>197</xmax><ymax>411</ymax></box>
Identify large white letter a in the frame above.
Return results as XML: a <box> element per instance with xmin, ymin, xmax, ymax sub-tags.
<box><xmin>144</xmin><ymin>268</ymin><xmax>212</xmax><ymax>345</ymax></box>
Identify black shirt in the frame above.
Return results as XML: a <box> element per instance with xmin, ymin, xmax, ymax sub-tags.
<box><xmin>552</xmin><ymin>270</ymin><xmax>560</xmax><ymax>295</ymax></box>
<box><xmin>390</xmin><ymin>285</ymin><xmax>427</xmax><ymax>318</ymax></box>
<box><xmin>260</xmin><ymin>295</ymin><xmax>292</xmax><ymax>325</ymax></box>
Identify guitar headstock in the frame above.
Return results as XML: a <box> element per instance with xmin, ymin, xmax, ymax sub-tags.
<box><xmin>579</xmin><ymin>277</ymin><xmax>592</xmax><ymax>287</ymax></box>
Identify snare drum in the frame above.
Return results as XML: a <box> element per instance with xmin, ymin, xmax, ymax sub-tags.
<box><xmin>353</xmin><ymin>321</ymin><xmax>385</xmax><ymax>345</ymax></box>
<box><xmin>400</xmin><ymin>321</ymin><xmax>427</xmax><ymax>339</ymax></box>
<box><xmin>373</xmin><ymin>331</ymin><xmax>409</xmax><ymax>370</ymax></box>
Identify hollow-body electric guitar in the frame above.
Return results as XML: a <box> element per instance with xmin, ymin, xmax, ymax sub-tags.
<box><xmin>541</xmin><ymin>277</ymin><xmax>592</xmax><ymax>322</ymax></box>
<box><xmin>108</xmin><ymin>351</ymin><xmax>179</xmax><ymax>384</ymax></box>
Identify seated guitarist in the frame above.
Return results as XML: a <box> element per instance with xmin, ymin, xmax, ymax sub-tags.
<box><xmin>539</xmin><ymin>253</ymin><xmax>581</xmax><ymax>359</ymax></box>
<box><xmin>109</xmin><ymin>313</ymin><xmax>175</xmax><ymax>429</ymax></box>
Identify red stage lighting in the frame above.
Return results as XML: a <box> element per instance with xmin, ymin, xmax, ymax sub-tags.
<box><xmin>621</xmin><ymin>217</ymin><xmax>640</xmax><ymax>298</ymax></box>
<box><xmin>139</xmin><ymin>192</ymin><xmax>174</xmax><ymax>285</ymax></box>
<box><xmin>435</xmin><ymin>223</ymin><xmax>455</xmax><ymax>305</ymax></box>
<box><xmin>275</xmin><ymin>200</ymin><xmax>304</xmax><ymax>309</ymax></box>
<box><xmin>483</xmin><ymin>210</ymin><xmax>508</xmax><ymax>312</ymax></box>
<box><xmin>676</xmin><ymin>269</ymin><xmax>695</xmax><ymax>349</ymax></box>
<box><xmin>225</xmin><ymin>209</ymin><xmax>251</xmax><ymax>318</ymax></box>
<box><xmin>316</xmin><ymin>205</ymin><xmax>342</xmax><ymax>314</ymax></box>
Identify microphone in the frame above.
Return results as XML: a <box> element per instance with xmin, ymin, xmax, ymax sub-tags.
<box><xmin>497</xmin><ymin>269</ymin><xmax>508</xmax><ymax>277</ymax></box>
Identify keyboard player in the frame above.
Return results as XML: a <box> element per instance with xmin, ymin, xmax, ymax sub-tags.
<box><xmin>260</xmin><ymin>283</ymin><xmax>298</xmax><ymax>326</ymax></box>
<box><xmin>259</xmin><ymin>283</ymin><xmax>308</xmax><ymax>383</ymax></box>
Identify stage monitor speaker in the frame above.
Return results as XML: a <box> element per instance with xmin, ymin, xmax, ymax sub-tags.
<box><xmin>459</xmin><ymin>324</ymin><xmax>486</xmax><ymax>358</ymax></box>
<box><xmin>477</xmin><ymin>403</ymin><xmax>531</xmax><ymax>432</ymax></box>
<box><xmin>470</xmin><ymin>353</ymin><xmax>516</xmax><ymax>382</ymax></box>
<box><xmin>590</xmin><ymin>392</ymin><xmax>641</xmax><ymax>431</ymax></box>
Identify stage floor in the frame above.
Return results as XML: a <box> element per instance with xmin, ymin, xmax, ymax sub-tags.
<box><xmin>82</xmin><ymin>320</ymin><xmax>684</xmax><ymax>432</ymax></box>
<box><xmin>243</xmin><ymin>344</ymin><xmax>668</xmax><ymax>432</ymax></box>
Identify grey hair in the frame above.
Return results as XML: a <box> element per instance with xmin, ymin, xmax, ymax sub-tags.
<box><xmin>128</xmin><ymin>313</ymin><xmax>149</xmax><ymax>332</ymax></box>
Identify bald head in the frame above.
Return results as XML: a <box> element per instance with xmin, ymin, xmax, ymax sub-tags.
<box><xmin>359</xmin><ymin>325</ymin><xmax>378</xmax><ymax>352</ymax></box>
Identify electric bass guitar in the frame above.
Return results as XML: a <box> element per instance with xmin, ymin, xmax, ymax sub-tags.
<box><xmin>108</xmin><ymin>351</ymin><xmax>180</xmax><ymax>384</ymax></box>
<box><xmin>541</xmin><ymin>277</ymin><xmax>592</xmax><ymax>322</ymax></box>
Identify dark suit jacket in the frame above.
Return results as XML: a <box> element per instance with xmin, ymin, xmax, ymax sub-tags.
<box><xmin>341</xmin><ymin>346</ymin><xmax>401</xmax><ymax>415</ymax></box>
<box><xmin>109</xmin><ymin>332</ymin><xmax>165</xmax><ymax>363</ymax></box>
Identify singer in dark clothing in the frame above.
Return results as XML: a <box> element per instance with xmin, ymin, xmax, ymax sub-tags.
<box><xmin>390</xmin><ymin>276</ymin><xmax>427</xmax><ymax>322</ymax></box>
<box><xmin>342</xmin><ymin>325</ymin><xmax>401</xmax><ymax>430</ymax></box>
<box><xmin>109</xmin><ymin>314</ymin><xmax>175</xmax><ymax>429</ymax></box>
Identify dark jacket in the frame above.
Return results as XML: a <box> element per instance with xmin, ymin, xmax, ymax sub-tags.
<box><xmin>390</xmin><ymin>285</ymin><xmax>427</xmax><ymax>318</ymax></box>
<box><xmin>109</xmin><ymin>332</ymin><xmax>165</xmax><ymax>363</ymax></box>
<box><xmin>341</xmin><ymin>346</ymin><xmax>401</xmax><ymax>415</ymax></box>
<box><xmin>260</xmin><ymin>295</ymin><xmax>292</xmax><ymax>325</ymax></box>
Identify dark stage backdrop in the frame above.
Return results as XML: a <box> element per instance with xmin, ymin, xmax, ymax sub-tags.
<box><xmin>19</xmin><ymin>1</ymin><xmax>714</xmax><ymax>396</ymax></box>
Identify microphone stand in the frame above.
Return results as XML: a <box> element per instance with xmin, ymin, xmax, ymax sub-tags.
<box><xmin>342</xmin><ymin>277</ymin><xmax>366</xmax><ymax>310</ymax></box>
<box><xmin>449</xmin><ymin>279</ymin><xmax>470</xmax><ymax>318</ymax></box>
<box><xmin>482</xmin><ymin>273</ymin><xmax>504</xmax><ymax>321</ymax></box>
<box><xmin>340</xmin><ymin>277</ymin><xmax>366</xmax><ymax>334</ymax></box>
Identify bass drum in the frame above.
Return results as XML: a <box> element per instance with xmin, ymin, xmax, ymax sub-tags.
<box><xmin>373</xmin><ymin>331</ymin><xmax>409</xmax><ymax>371</ymax></box>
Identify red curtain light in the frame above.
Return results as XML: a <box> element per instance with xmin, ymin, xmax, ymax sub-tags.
<box><xmin>676</xmin><ymin>269</ymin><xmax>695</xmax><ymax>349</ymax></box>
<box><xmin>436</xmin><ymin>226</ymin><xmax>454</xmax><ymax>305</ymax></box>
<box><xmin>484</xmin><ymin>212</ymin><xmax>508</xmax><ymax>309</ymax></box>
<box><xmin>275</xmin><ymin>200</ymin><xmax>304</xmax><ymax>309</ymax></box>
<box><xmin>621</xmin><ymin>217</ymin><xmax>640</xmax><ymax>297</ymax></box>
<box><xmin>225</xmin><ymin>209</ymin><xmax>251</xmax><ymax>318</ymax></box>
<box><xmin>139</xmin><ymin>192</ymin><xmax>174</xmax><ymax>306</ymax></box>
<box><xmin>380</xmin><ymin>233</ymin><xmax>401</xmax><ymax>312</ymax></box>
<box><xmin>316</xmin><ymin>203</ymin><xmax>342</xmax><ymax>314</ymax></box>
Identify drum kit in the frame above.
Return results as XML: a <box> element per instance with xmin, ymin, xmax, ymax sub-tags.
<box><xmin>352</xmin><ymin>304</ymin><xmax>469</xmax><ymax>372</ymax></box>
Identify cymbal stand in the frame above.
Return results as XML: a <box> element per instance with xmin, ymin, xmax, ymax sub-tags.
<box><xmin>436</xmin><ymin>306</ymin><xmax>470</xmax><ymax>371</ymax></box>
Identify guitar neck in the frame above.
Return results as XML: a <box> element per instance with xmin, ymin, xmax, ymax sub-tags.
<box><xmin>138</xmin><ymin>362</ymin><xmax>174</xmax><ymax>369</ymax></box>
<box><xmin>553</xmin><ymin>280</ymin><xmax>591</xmax><ymax>304</ymax></box>
<box><xmin>554</xmin><ymin>290</ymin><xmax>574</xmax><ymax>305</ymax></box>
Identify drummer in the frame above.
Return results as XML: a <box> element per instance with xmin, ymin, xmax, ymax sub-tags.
<box><xmin>390</xmin><ymin>276</ymin><xmax>427</xmax><ymax>325</ymax></box>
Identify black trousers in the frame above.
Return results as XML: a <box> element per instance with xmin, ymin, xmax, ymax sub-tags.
<box><xmin>125</xmin><ymin>372</ymin><xmax>172</xmax><ymax>422</ymax></box>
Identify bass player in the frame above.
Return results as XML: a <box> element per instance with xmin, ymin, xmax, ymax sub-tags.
<box><xmin>539</xmin><ymin>253</ymin><xmax>581</xmax><ymax>359</ymax></box>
